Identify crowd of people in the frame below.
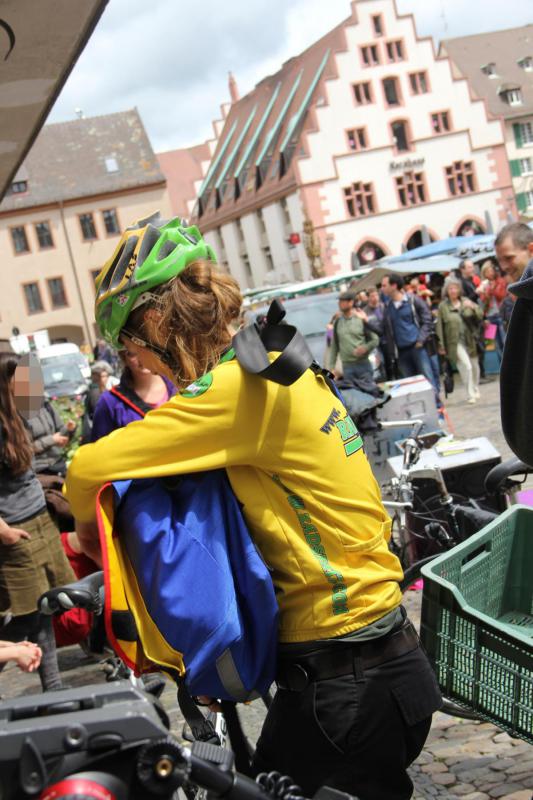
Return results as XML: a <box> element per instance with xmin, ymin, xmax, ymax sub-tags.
<box><xmin>329</xmin><ymin>221</ymin><xmax>533</xmax><ymax>408</ymax></box>
<box><xmin>0</xmin><ymin>215</ymin><xmax>532</xmax><ymax>799</ymax></box>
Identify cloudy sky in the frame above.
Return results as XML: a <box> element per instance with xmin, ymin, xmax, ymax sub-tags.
<box><xmin>49</xmin><ymin>0</ymin><xmax>532</xmax><ymax>152</ymax></box>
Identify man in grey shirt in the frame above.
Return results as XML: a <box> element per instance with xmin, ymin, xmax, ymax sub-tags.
<box><xmin>329</xmin><ymin>291</ymin><xmax>379</xmax><ymax>381</ymax></box>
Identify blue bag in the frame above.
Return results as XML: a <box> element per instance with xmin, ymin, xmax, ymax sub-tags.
<box><xmin>96</xmin><ymin>470</ymin><xmax>278</xmax><ymax>702</ymax></box>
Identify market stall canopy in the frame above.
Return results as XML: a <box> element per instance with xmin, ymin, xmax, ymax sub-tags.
<box><xmin>387</xmin><ymin>235</ymin><xmax>495</xmax><ymax>263</ymax></box>
<box><xmin>242</xmin><ymin>268</ymin><xmax>371</xmax><ymax>306</ymax></box>
<box><xmin>348</xmin><ymin>254</ymin><xmax>462</xmax><ymax>295</ymax></box>
<box><xmin>0</xmin><ymin>0</ymin><xmax>108</xmax><ymax>201</ymax></box>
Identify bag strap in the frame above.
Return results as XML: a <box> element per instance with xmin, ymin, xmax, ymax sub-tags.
<box><xmin>110</xmin><ymin>385</ymin><xmax>151</xmax><ymax>417</ymax></box>
<box><xmin>408</xmin><ymin>294</ymin><xmax>421</xmax><ymax>331</ymax></box>
<box><xmin>177</xmin><ymin>682</ymin><xmax>220</xmax><ymax>744</ymax></box>
<box><xmin>233</xmin><ymin>300</ymin><xmax>314</xmax><ymax>386</ymax></box>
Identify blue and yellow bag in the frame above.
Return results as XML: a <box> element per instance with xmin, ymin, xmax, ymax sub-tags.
<box><xmin>96</xmin><ymin>470</ymin><xmax>278</xmax><ymax>701</ymax></box>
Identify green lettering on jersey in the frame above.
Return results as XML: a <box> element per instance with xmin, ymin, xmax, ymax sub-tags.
<box><xmin>335</xmin><ymin>414</ymin><xmax>363</xmax><ymax>457</ymax></box>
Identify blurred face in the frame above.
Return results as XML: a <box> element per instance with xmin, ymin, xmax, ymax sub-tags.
<box><xmin>338</xmin><ymin>299</ymin><xmax>353</xmax><ymax>315</ymax></box>
<box><xmin>495</xmin><ymin>236</ymin><xmax>531</xmax><ymax>284</ymax></box>
<box><xmin>95</xmin><ymin>370</ymin><xmax>109</xmax><ymax>387</ymax></box>
<box><xmin>367</xmin><ymin>289</ymin><xmax>379</xmax><ymax>307</ymax></box>
<box><xmin>447</xmin><ymin>283</ymin><xmax>461</xmax><ymax>302</ymax></box>
<box><xmin>11</xmin><ymin>354</ymin><xmax>44</xmax><ymax>419</ymax></box>
<box><xmin>123</xmin><ymin>348</ymin><xmax>153</xmax><ymax>378</ymax></box>
<box><xmin>461</xmin><ymin>261</ymin><xmax>476</xmax><ymax>279</ymax></box>
<box><xmin>120</xmin><ymin>336</ymin><xmax>175</xmax><ymax>383</ymax></box>
<box><xmin>380</xmin><ymin>277</ymin><xmax>391</xmax><ymax>296</ymax></box>
<box><xmin>483</xmin><ymin>265</ymin><xmax>495</xmax><ymax>282</ymax></box>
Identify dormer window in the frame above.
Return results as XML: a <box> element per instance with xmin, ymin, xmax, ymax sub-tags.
<box><xmin>105</xmin><ymin>157</ymin><xmax>119</xmax><ymax>173</ymax></box>
<box><xmin>10</xmin><ymin>180</ymin><xmax>28</xmax><ymax>194</ymax></box>
<box><xmin>518</xmin><ymin>56</ymin><xmax>533</xmax><ymax>71</ymax></box>
<box><xmin>499</xmin><ymin>86</ymin><xmax>523</xmax><ymax>106</ymax></box>
<box><xmin>481</xmin><ymin>62</ymin><xmax>497</xmax><ymax>78</ymax></box>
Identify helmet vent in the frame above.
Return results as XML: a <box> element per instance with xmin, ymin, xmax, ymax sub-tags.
<box><xmin>108</xmin><ymin>235</ymin><xmax>139</xmax><ymax>292</ymax></box>
<box><xmin>157</xmin><ymin>239</ymin><xmax>178</xmax><ymax>261</ymax></box>
<box><xmin>137</xmin><ymin>224</ymin><xmax>162</xmax><ymax>267</ymax></box>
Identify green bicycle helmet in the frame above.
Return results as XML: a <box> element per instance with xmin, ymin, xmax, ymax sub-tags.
<box><xmin>94</xmin><ymin>212</ymin><xmax>217</xmax><ymax>349</ymax></box>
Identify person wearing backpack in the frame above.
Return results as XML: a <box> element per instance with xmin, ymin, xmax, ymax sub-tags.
<box><xmin>64</xmin><ymin>214</ymin><xmax>441</xmax><ymax>800</ymax></box>
<box><xmin>381</xmin><ymin>273</ymin><xmax>440</xmax><ymax>401</ymax></box>
<box><xmin>328</xmin><ymin>291</ymin><xmax>379</xmax><ymax>381</ymax></box>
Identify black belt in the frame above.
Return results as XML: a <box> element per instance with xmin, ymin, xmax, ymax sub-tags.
<box><xmin>276</xmin><ymin>621</ymin><xmax>420</xmax><ymax>691</ymax></box>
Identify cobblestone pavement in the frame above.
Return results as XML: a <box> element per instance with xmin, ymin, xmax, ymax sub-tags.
<box><xmin>1</xmin><ymin>374</ymin><xmax>531</xmax><ymax>799</ymax></box>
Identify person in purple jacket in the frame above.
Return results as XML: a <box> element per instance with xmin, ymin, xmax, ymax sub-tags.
<box><xmin>91</xmin><ymin>348</ymin><xmax>176</xmax><ymax>441</ymax></box>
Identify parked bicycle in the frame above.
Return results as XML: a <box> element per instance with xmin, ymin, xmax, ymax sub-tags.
<box><xmin>380</xmin><ymin>418</ymin><xmax>532</xmax><ymax>576</ymax></box>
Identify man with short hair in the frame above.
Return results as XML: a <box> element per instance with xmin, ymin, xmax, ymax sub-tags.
<box><xmin>381</xmin><ymin>274</ymin><xmax>439</xmax><ymax>397</ymax></box>
<box><xmin>495</xmin><ymin>222</ymin><xmax>533</xmax><ymax>284</ymax></box>
<box><xmin>329</xmin><ymin>291</ymin><xmax>379</xmax><ymax>381</ymax></box>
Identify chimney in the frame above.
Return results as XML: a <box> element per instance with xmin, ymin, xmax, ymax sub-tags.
<box><xmin>228</xmin><ymin>71</ymin><xmax>240</xmax><ymax>104</ymax></box>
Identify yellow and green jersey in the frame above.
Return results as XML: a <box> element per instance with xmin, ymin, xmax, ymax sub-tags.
<box><xmin>65</xmin><ymin>356</ymin><xmax>402</xmax><ymax>643</ymax></box>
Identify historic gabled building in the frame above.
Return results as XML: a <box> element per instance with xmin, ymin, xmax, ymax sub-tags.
<box><xmin>192</xmin><ymin>0</ymin><xmax>516</xmax><ymax>288</ymax></box>
<box><xmin>0</xmin><ymin>109</ymin><xmax>171</xmax><ymax>346</ymax></box>
<box><xmin>441</xmin><ymin>25</ymin><xmax>533</xmax><ymax>222</ymax></box>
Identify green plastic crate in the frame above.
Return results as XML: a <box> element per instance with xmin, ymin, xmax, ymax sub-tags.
<box><xmin>421</xmin><ymin>505</ymin><xmax>533</xmax><ymax>742</ymax></box>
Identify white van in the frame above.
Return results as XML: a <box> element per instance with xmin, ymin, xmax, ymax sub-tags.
<box><xmin>38</xmin><ymin>343</ymin><xmax>91</xmax><ymax>398</ymax></box>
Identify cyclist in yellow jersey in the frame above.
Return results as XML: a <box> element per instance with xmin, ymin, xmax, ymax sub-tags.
<box><xmin>65</xmin><ymin>213</ymin><xmax>441</xmax><ymax>800</ymax></box>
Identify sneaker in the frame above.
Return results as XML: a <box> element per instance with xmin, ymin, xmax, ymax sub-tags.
<box><xmin>467</xmin><ymin>397</ymin><xmax>477</xmax><ymax>404</ymax></box>
<box><xmin>473</xmin><ymin>389</ymin><xmax>481</xmax><ymax>400</ymax></box>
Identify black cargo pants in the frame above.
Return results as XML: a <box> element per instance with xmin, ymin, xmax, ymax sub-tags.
<box><xmin>252</xmin><ymin>639</ymin><xmax>442</xmax><ymax>800</ymax></box>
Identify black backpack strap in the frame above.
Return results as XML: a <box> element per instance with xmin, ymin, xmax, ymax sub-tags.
<box><xmin>177</xmin><ymin>681</ymin><xmax>219</xmax><ymax>744</ymax></box>
<box><xmin>233</xmin><ymin>300</ymin><xmax>313</xmax><ymax>386</ymax></box>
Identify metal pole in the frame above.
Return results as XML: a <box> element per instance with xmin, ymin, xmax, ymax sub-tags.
<box><xmin>58</xmin><ymin>201</ymin><xmax>94</xmax><ymax>347</ymax></box>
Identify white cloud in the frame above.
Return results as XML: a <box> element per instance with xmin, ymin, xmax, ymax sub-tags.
<box><xmin>49</xmin><ymin>0</ymin><xmax>533</xmax><ymax>150</ymax></box>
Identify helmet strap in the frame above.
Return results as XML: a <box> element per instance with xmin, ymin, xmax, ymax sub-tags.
<box><xmin>121</xmin><ymin>328</ymin><xmax>179</xmax><ymax>374</ymax></box>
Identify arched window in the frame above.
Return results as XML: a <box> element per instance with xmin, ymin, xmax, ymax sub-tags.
<box><xmin>355</xmin><ymin>241</ymin><xmax>386</xmax><ymax>265</ymax></box>
<box><xmin>456</xmin><ymin>219</ymin><xmax>485</xmax><ymax>237</ymax></box>
<box><xmin>405</xmin><ymin>229</ymin><xmax>436</xmax><ymax>251</ymax></box>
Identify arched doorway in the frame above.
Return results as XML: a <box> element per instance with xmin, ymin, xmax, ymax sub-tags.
<box><xmin>356</xmin><ymin>241</ymin><xmax>386</xmax><ymax>265</ymax></box>
<box><xmin>405</xmin><ymin>228</ymin><xmax>437</xmax><ymax>251</ymax></box>
<box><xmin>456</xmin><ymin>219</ymin><xmax>485</xmax><ymax>237</ymax></box>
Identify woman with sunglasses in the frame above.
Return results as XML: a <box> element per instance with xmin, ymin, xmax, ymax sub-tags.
<box><xmin>65</xmin><ymin>213</ymin><xmax>441</xmax><ymax>800</ymax></box>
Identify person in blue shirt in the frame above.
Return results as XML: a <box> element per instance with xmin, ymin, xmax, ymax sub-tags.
<box><xmin>381</xmin><ymin>274</ymin><xmax>439</xmax><ymax>401</ymax></box>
